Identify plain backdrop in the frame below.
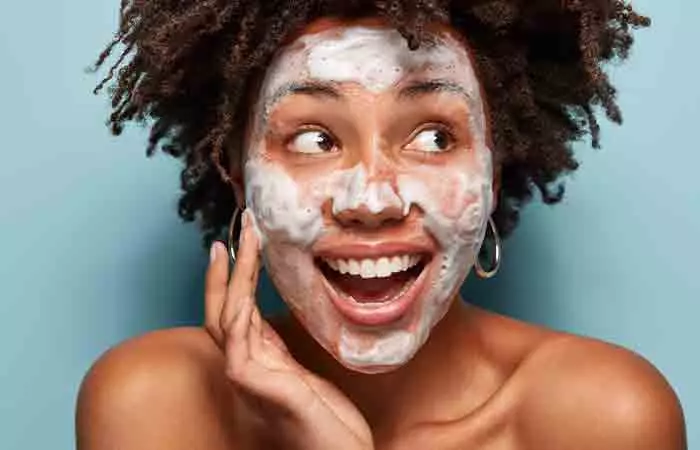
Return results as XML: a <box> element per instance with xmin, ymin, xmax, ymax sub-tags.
<box><xmin>0</xmin><ymin>0</ymin><xmax>697</xmax><ymax>448</ymax></box>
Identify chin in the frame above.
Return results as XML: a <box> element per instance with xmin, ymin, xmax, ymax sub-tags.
<box><xmin>335</xmin><ymin>328</ymin><xmax>423</xmax><ymax>374</ymax></box>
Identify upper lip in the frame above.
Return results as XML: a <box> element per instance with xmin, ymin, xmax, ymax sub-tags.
<box><xmin>313</xmin><ymin>240</ymin><xmax>435</xmax><ymax>261</ymax></box>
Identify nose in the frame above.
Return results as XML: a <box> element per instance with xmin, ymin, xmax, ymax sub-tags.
<box><xmin>331</xmin><ymin>164</ymin><xmax>407</xmax><ymax>229</ymax></box>
<box><xmin>333</xmin><ymin>188</ymin><xmax>406</xmax><ymax>229</ymax></box>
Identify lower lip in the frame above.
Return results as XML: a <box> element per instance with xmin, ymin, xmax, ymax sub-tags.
<box><xmin>321</xmin><ymin>261</ymin><xmax>430</xmax><ymax>327</ymax></box>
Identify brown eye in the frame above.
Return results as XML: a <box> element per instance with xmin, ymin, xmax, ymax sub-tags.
<box><xmin>288</xmin><ymin>130</ymin><xmax>338</xmax><ymax>154</ymax></box>
<box><xmin>405</xmin><ymin>128</ymin><xmax>453</xmax><ymax>153</ymax></box>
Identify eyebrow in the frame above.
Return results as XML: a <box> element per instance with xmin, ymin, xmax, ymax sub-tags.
<box><xmin>262</xmin><ymin>80</ymin><xmax>343</xmax><ymax>121</ymax></box>
<box><xmin>258</xmin><ymin>78</ymin><xmax>479</xmax><ymax>130</ymax></box>
<box><xmin>398</xmin><ymin>79</ymin><xmax>477</xmax><ymax>107</ymax></box>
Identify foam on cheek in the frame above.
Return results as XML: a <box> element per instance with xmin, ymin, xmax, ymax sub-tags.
<box><xmin>244</xmin><ymin>158</ymin><xmax>325</xmax><ymax>247</ymax></box>
<box><xmin>406</xmin><ymin>147</ymin><xmax>492</xmax><ymax>268</ymax></box>
<box><xmin>245</xmin><ymin>159</ymin><xmax>403</xmax><ymax>247</ymax></box>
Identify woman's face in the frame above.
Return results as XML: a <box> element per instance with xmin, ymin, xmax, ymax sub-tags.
<box><xmin>242</xmin><ymin>18</ymin><xmax>494</xmax><ymax>373</ymax></box>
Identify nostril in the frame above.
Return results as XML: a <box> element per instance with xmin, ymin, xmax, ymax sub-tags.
<box><xmin>333</xmin><ymin>203</ymin><xmax>407</xmax><ymax>229</ymax></box>
<box><xmin>384</xmin><ymin>217</ymin><xmax>403</xmax><ymax>227</ymax></box>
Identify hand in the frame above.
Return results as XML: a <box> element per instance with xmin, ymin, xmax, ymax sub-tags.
<box><xmin>205</xmin><ymin>210</ymin><xmax>373</xmax><ymax>450</ymax></box>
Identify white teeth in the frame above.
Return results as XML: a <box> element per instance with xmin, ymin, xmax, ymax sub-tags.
<box><xmin>360</xmin><ymin>259</ymin><xmax>374</xmax><ymax>278</ymax></box>
<box><xmin>376</xmin><ymin>257</ymin><xmax>391</xmax><ymax>278</ymax></box>
<box><xmin>323</xmin><ymin>254</ymin><xmax>422</xmax><ymax>279</ymax></box>
<box><xmin>348</xmin><ymin>259</ymin><xmax>361</xmax><ymax>275</ymax></box>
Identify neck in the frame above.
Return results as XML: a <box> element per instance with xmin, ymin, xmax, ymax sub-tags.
<box><xmin>278</xmin><ymin>298</ymin><xmax>491</xmax><ymax>433</ymax></box>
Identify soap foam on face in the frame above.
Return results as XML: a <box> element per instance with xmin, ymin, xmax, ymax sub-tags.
<box><xmin>305</xmin><ymin>27</ymin><xmax>456</xmax><ymax>92</ymax></box>
<box><xmin>245</xmin><ymin>26</ymin><xmax>493</xmax><ymax>371</ymax></box>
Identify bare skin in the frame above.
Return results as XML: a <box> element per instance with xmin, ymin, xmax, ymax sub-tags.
<box><xmin>76</xmin><ymin>219</ymin><xmax>686</xmax><ymax>449</ymax></box>
<box><xmin>76</xmin><ymin>17</ymin><xmax>686</xmax><ymax>450</ymax></box>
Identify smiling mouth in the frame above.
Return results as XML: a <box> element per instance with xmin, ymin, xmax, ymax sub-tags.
<box><xmin>316</xmin><ymin>254</ymin><xmax>429</xmax><ymax>305</ymax></box>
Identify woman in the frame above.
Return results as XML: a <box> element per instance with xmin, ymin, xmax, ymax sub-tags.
<box><xmin>77</xmin><ymin>1</ymin><xmax>686</xmax><ymax>449</ymax></box>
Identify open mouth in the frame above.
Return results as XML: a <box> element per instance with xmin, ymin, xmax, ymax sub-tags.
<box><xmin>316</xmin><ymin>253</ymin><xmax>431</xmax><ymax>326</ymax></box>
<box><xmin>318</xmin><ymin>255</ymin><xmax>427</xmax><ymax>303</ymax></box>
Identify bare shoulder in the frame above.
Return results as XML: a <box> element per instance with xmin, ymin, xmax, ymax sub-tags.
<box><xmin>76</xmin><ymin>327</ymin><xmax>242</xmax><ymax>450</ymax></box>
<box><xmin>512</xmin><ymin>333</ymin><xmax>686</xmax><ymax>450</ymax></box>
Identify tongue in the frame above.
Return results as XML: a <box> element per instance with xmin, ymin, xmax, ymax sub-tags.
<box><xmin>327</xmin><ymin>269</ymin><xmax>416</xmax><ymax>304</ymax></box>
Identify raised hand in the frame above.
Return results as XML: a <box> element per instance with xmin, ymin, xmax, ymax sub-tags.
<box><xmin>205</xmin><ymin>210</ymin><xmax>373</xmax><ymax>450</ymax></box>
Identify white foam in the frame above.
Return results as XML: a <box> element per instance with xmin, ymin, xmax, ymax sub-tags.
<box><xmin>339</xmin><ymin>328</ymin><xmax>416</xmax><ymax>368</ymax></box>
<box><xmin>245</xmin><ymin>25</ymin><xmax>494</xmax><ymax>371</ymax></box>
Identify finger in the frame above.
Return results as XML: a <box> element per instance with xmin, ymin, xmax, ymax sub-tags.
<box><xmin>248</xmin><ymin>305</ymin><xmax>266</xmax><ymax>365</ymax></box>
<box><xmin>248</xmin><ymin>305</ymin><xmax>282</xmax><ymax>365</ymax></box>
<box><xmin>226</xmin><ymin>294</ymin><xmax>255</xmax><ymax>380</ymax></box>
<box><xmin>250</xmin><ymin>301</ymin><xmax>263</xmax><ymax>334</ymax></box>
<box><xmin>249</xmin><ymin>307</ymin><xmax>291</xmax><ymax>373</ymax></box>
<box><xmin>204</xmin><ymin>240</ymin><xmax>229</xmax><ymax>347</ymax></box>
<box><xmin>219</xmin><ymin>209</ymin><xmax>261</xmax><ymax>334</ymax></box>
<box><xmin>221</xmin><ymin>209</ymin><xmax>262</xmax><ymax>331</ymax></box>
<box><xmin>228</xmin><ymin>209</ymin><xmax>262</xmax><ymax>299</ymax></box>
<box><xmin>261</xmin><ymin>320</ymin><xmax>289</xmax><ymax>353</ymax></box>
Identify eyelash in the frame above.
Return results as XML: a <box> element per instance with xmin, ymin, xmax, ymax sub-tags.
<box><xmin>284</xmin><ymin>121</ymin><xmax>459</xmax><ymax>154</ymax></box>
<box><xmin>406</xmin><ymin>122</ymin><xmax>458</xmax><ymax>153</ymax></box>
<box><xmin>285</xmin><ymin>125</ymin><xmax>339</xmax><ymax>152</ymax></box>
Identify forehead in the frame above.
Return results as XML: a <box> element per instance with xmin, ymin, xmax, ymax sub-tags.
<box><xmin>258</xmin><ymin>22</ymin><xmax>481</xmax><ymax>99</ymax></box>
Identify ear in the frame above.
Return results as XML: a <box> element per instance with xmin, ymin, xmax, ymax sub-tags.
<box><xmin>227</xmin><ymin>147</ymin><xmax>246</xmax><ymax>210</ymax></box>
<box><xmin>231</xmin><ymin>172</ymin><xmax>246</xmax><ymax>210</ymax></box>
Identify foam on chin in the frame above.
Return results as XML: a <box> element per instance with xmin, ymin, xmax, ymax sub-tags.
<box><xmin>339</xmin><ymin>328</ymin><xmax>416</xmax><ymax>370</ymax></box>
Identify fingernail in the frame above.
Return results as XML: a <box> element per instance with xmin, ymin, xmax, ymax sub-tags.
<box><xmin>210</xmin><ymin>241</ymin><xmax>220</xmax><ymax>263</ymax></box>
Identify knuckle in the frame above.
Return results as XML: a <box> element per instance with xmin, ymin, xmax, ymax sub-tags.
<box><xmin>219</xmin><ymin>311</ymin><xmax>231</xmax><ymax>334</ymax></box>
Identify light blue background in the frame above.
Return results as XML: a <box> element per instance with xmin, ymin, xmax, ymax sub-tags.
<box><xmin>0</xmin><ymin>0</ymin><xmax>697</xmax><ymax>448</ymax></box>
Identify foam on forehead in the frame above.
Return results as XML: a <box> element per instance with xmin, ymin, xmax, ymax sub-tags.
<box><xmin>304</xmin><ymin>27</ymin><xmax>457</xmax><ymax>92</ymax></box>
<box><xmin>255</xmin><ymin>25</ymin><xmax>487</xmax><ymax>137</ymax></box>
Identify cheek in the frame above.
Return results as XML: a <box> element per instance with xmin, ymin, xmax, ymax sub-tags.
<box><xmin>398</xmin><ymin>159</ymin><xmax>492</xmax><ymax>251</ymax></box>
<box><xmin>420</xmin><ymin>169</ymin><xmax>484</xmax><ymax>222</ymax></box>
<box><xmin>245</xmin><ymin>159</ymin><xmax>326</xmax><ymax>247</ymax></box>
<box><xmin>431</xmin><ymin>174</ymin><xmax>480</xmax><ymax>221</ymax></box>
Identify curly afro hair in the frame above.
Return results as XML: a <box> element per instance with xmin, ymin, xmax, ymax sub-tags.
<box><xmin>92</xmin><ymin>0</ymin><xmax>650</xmax><ymax>247</ymax></box>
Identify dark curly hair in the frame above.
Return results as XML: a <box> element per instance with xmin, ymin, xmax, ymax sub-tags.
<box><xmin>92</xmin><ymin>0</ymin><xmax>649</xmax><ymax>247</ymax></box>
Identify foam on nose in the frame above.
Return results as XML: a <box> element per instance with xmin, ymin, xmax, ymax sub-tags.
<box><xmin>330</xmin><ymin>164</ymin><xmax>405</xmax><ymax>216</ymax></box>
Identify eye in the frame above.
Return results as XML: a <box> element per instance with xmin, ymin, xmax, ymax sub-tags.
<box><xmin>287</xmin><ymin>130</ymin><xmax>338</xmax><ymax>154</ymax></box>
<box><xmin>405</xmin><ymin>127</ymin><xmax>453</xmax><ymax>153</ymax></box>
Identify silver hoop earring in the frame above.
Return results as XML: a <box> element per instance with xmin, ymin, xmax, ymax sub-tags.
<box><xmin>227</xmin><ymin>207</ymin><xmax>242</xmax><ymax>264</ymax></box>
<box><xmin>475</xmin><ymin>217</ymin><xmax>501</xmax><ymax>279</ymax></box>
